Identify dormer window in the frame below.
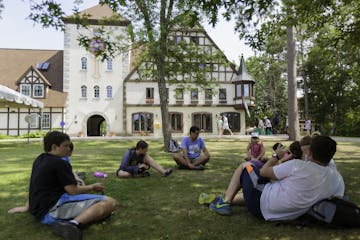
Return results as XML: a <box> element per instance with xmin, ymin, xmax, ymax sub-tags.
<box><xmin>33</xmin><ymin>84</ymin><xmax>44</xmax><ymax>98</ymax></box>
<box><xmin>20</xmin><ymin>84</ymin><xmax>31</xmax><ymax>96</ymax></box>
<box><xmin>36</xmin><ymin>62</ymin><xmax>50</xmax><ymax>71</ymax></box>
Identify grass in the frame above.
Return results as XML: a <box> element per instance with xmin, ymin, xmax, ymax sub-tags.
<box><xmin>1</xmin><ymin>138</ymin><xmax>360</xmax><ymax>240</ymax></box>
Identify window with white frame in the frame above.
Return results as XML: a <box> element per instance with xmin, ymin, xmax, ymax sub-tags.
<box><xmin>106</xmin><ymin>58</ymin><xmax>113</xmax><ymax>71</ymax></box>
<box><xmin>94</xmin><ymin>85</ymin><xmax>100</xmax><ymax>98</ymax></box>
<box><xmin>81</xmin><ymin>57</ymin><xmax>87</xmax><ymax>70</ymax></box>
<box><xmin>81</xmin><ymin>85</ymin><xmax>87</xmax><ymax>98</ymax></box>
<box><xmin>33</xmin><ymin>84</ymin><xmax>44</xmax><ymax>98</ymax></box>
<box><xmin>106</xmin><ymin>86</ymin><xmax>112</xmax><ymax>98</ymax></box>
<box><xmin>236</xmin><ymin>83</ymin><xmax>242</xmax><ymax>98</ymax></box>
<box><xmin>41</xmin><ymin>113</ymin><xmax>51</xmax><ymax>128</ymax></box>
<box><xmin>20</xmin><ymin>84</ymin><xmax>31</xmax><ymax>96</ymax></box>
<box><xmin>243</xmin><ymin>83</ymin><xmax>250</xmax><ymax>97</ymax></box>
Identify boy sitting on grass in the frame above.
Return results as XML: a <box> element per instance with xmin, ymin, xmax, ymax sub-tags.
<box><xmin>116</xmin><ymin>140</ymin><xmax>172</xmax><ymax>178</ymax></box>
<box><xmin>16</xmin><ymin>131</ymin><xmax>117</xmax><ymax>240</ymax></box>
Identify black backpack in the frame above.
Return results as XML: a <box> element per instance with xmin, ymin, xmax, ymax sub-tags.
<box><xmin>307</xmin><ymin>197</ymin><xmax>360</xmax><ymax>228</ymax></box>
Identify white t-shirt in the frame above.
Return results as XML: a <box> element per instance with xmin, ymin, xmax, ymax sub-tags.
<box><xmin>260</xmin><ymin>159</ymin><xmax>344</xmax><ymax>221</ymax></box>
<box><xmin>223</xmin><ymin>116</ymin><xmax>229</xmax><ymax>129</ymax></box>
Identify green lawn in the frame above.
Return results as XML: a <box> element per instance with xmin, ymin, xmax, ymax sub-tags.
<box><xmin>1</xmin><ymin>138</ymin><xmax>359</xmax><ymax>240</ymax></box>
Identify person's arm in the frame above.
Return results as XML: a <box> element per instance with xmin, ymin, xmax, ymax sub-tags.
<box><xmin>278</xmin><ymin>153</ymin><xmax>294</xmax><ymax>164</ymax></box>
<box><xmin>255</xmin><ymin>143</ymin><xmax>265</xmax><ymax>160</ymax></box>
<box><xmin>259</xmin><ymin>155</ymin><xmax>278</xmax><ymax>180</ymax></box>
<box><xmin>202</xmin><ymin>146</ymin><xmax>210</xmax><ymax>158</ymax></box>
<box><xmin>182</xmin><ymin>147</ymin><xmax>193</xmax><ymax>167</ymax></box>
<box><xmin>73</xmin><ymin>172</ymin><xmax>85</xmax><ymax>186</ymax></box>
<box><xmin>64</xmin><ymin>183</ymin><xmax>105</xmax><ymax>195</ymax></box>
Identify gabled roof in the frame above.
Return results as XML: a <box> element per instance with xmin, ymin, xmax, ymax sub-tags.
<box><xmin>0</xmin><ymin>49</ymin><xmax>67</xmax><ymax>107</ymax></box>
<box><xmin>124</xmin><ymin>26</ymin><xmax>238</xmax><ymax>82</ymax></box>
<box><xmin>15</xmin><ymin>66</ymin><xmax>52</xmax><ymax>87</ymax></box>
<box><xmin>235</xmin><ymin>55</ymin><xmax>254</xmax><ymax>82</ymax></box>
<box><xmin>63</xmin><ymin>4</ymin><xmax>130</xmax><ymax>26</ymax></box>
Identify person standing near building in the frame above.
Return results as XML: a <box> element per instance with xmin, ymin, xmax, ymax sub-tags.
<box><xmin>222</xmin><ymin>114</ymin><xmax>233</xmax><ymax>135</ymax></box>
<box><xmin>216</xmin><ymin>114</ymin><xmax>223</xmax><ymax>136</ymax></box>
<box><xmin>264</xmin><ymin>116</ymin><xmax>272</xmax><ymax>135</ymax></box>
<box><xmin>257</xmin><ymin>118</ymin><xmax>265</xmax><ymax>135</ymax></box>
<box><xmin>305</xmin><ymin>119</ymin><xmax>312</xmax><ymax>135</ymax></box>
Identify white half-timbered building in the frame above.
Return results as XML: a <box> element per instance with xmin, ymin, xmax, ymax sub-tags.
<box><xmin>0</xmin><ymin>3</ymin><xmax>255</xmax><ymax>137</ymax></box>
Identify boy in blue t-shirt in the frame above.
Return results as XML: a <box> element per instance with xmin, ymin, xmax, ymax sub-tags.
<box><xmin>173</xmin><ymin>126</ymin><xmax>210</xmax><ymax>170</ymax></box>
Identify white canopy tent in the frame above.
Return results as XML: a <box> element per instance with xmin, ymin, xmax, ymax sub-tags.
<box><xmin>0</xmin><ymin>84</ymin><xmax>44</xmax><ymax>108</ymax></box>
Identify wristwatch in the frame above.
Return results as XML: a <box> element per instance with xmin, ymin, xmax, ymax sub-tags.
<box><xmin>272</xmin><ymin>153</ymin><xmax>279</xmax><ymax>160</ymax></box>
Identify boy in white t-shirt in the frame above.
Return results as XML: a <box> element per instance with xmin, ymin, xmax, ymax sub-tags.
<box><xmin>210</xmin><ymin>136</ymin><xmax>344</xmax><ymax>220</ymax></box>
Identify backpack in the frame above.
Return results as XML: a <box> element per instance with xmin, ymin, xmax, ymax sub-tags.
<box><xmin>168</xmin><ymin>139</ymin><xmax>181</xmax><ymax>153</ymax></box>
<box><xmin>307</xmin><ymin>197</ymin><xmax>360</xmax><ymax>228</ymax></box>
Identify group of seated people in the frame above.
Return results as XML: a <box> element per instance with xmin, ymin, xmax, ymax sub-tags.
<box><xmin>8</xmin><ymin>127</ymin><xmax>345</xmax><ymax>240</ymax></box>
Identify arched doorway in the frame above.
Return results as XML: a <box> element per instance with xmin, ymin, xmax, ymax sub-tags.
<box><xmin>87</xmin><ymin>115</ymin><xmax>106</xmax><ymax>136</ymax></box>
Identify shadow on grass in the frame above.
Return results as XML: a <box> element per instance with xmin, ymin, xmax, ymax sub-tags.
<box><xmin>1</xmin><ymin>139</ymin><xmax>359</xmax><ymax>240</ymax></box>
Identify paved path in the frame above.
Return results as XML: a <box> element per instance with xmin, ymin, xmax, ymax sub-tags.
<box><xmin>1</xmin><ymin>134</ymin><xmax>359</xmax><ymax>142</ymax></box>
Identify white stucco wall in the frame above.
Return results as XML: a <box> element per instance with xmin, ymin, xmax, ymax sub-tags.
<box><xmin>63</xmin><ymin>24</ymin><xmax>129</xmax><ymax>136</ymax></box>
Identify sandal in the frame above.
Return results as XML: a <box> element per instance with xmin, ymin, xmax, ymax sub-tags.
<box><xmin>163</xmin><ymin>168</ymin><xmax>173</xmax><ymax>177</ymax></box>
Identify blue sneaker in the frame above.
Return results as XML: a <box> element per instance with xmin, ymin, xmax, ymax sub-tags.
<box><xmin>209</xmin><ymin>197</ymin><xmax>232</xmax><ymax>216</ymax></box>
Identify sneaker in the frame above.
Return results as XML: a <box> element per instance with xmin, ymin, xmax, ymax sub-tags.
<box><xmin>209</xmin><ymin>197</ymin><xmax>232</xmax><ymax>216</ymax></box>
<box><xmin>178</xmin><ymin>164</ymin><xmax>189</xmax><ymax>170</ymax></box>
<box><xmin>198</xmin><ymin>192</ymin><xmax>217</xmax><ymax>205</ymax></box>
<box><xmin>51</xmin><ymin>221</ymin><xmax>82</xmax><ymax>240</ymax></box>
<box><xmin>141</xmin><ymin>171</ymin><xmax>151</xmax><ymax>177</ymax></box>
<box><xmin>163</xmin><ymin>168</ymin><xmax>173</xmax><ymax>177</ymax></box>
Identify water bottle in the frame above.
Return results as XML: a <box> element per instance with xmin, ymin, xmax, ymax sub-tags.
<box><xmin>93</xmin><ymin>171</ymin><xmax>107</xmax><ymax>178</ymax></box>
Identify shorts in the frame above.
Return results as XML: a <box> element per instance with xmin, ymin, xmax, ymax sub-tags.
<box><xmin>41</xmin><ymin>193</ymin><xmax>106</xmax><ymax>225</ymax></box>
<box><xmin>240</xmin><ymin>164</ymin><xmax>270</xmax><ymax>219</ymax></box>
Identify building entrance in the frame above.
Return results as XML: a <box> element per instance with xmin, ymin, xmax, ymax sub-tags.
<box><xmin>87</xmin><ymin>115</ymin><xmax>105</xmax><ymax>136</ymax></box>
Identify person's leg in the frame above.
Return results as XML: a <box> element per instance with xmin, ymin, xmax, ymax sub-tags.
<box><xmin>232</xmin><ymin>193</ymin><xmax>245</xmax><ymax>205</ymax></box>
<box><xmin>144</xmin><ymin>155</ymin><xmax>165</xmax><ymax>174</ymax></box>
<box><xmin>224</xmin><ymin>163</ymin><xmax>246</xmax><ymax>202</ymax></box>
<box><xmin>210</xmin><ymin>163</ymin><xmax>247</xmax><ymax>215</ymax></box>
<box><xmin>116</xmin><ymin>170</ymin><xmax>133</xmax><ymax>178</ymax></box>
<box><xmin>144</xmin><ymin>155</ymin><xmax>172</xmax><ymax>176</ymax></box>
<box><xmin>192</xmin><ymin>153</ymin><xmax>210</xmax><ymax>166</ymax></box>
<box><xmin>74</xmin><ymin>197</ymin><xmax>117</xmax><ymax>225</ymax></box>
<box><xmin>173</xmin><ymin>153</ymin><xmax>188</xmax><ymax>166</ymax></box>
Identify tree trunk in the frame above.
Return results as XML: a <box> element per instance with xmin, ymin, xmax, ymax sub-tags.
<box><xmin>299</xmin><ymin>38</ymin><xmax>309</xmax><ymax>120</ymax></box>
<box><xmin>156</xmin><ymin>0</ymin><xmax>172</xmax><ymax>151</ymax></box>
<box><xmin>286</xmin><ymin>26</ymin><xmax>300</xmax><ymax>140</ymax></box>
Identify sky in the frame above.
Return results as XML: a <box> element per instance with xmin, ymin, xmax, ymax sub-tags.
<box><xmin>0</xmin><ymin>0</ymin><xmax>254</xmax><ymax>63</ymax></box>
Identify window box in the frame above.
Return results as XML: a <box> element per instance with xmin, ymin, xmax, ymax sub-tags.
<box><xmin>146</xmin><ymin>98</ymin><xmax>154</xmax><ymax>104</ymax></box>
